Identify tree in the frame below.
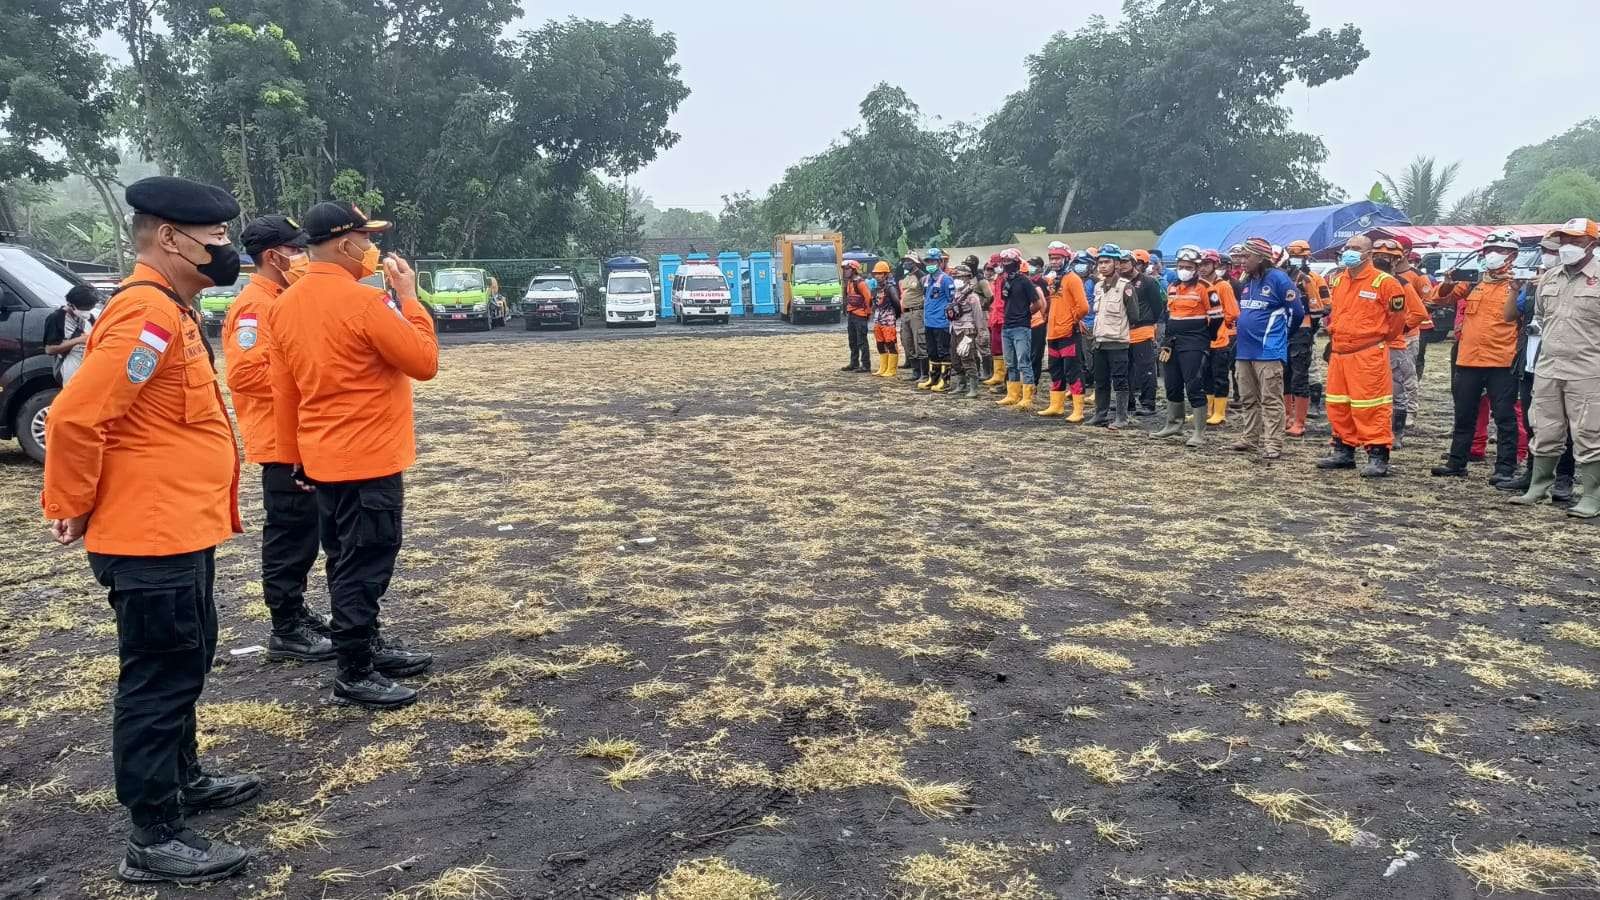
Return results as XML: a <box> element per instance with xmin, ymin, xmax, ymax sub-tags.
<box><xmin>1379</xmin><ymin>156</ymin><xmax>1460</xmax><ymax>226</ymax></box>
<box><xmin>716</xmin><ymin>191</ymin><xmax>768</xmax><ymax>251</ymax></box>
<box><xmin>1517</xmin><ymin>169</ymin><xmax>1600</xmax><ymax>225</ymax></box>
<box><xmin>0</xmin><ymin>0</ymin><xmax>120</xmax><ymax>184</ymax></box>
<box><xmin>1442</xmin><ymin>187</ymin><xmax>1507</xmax><ymax>226</ymax></box>
<box><xmin>956</xmin><ymin>0</ymin><xmax>1365</xmax><ymax>240</ymax></box>
<box><xmin>646</xmin><ymin>208</ymin><xmax>718</xmax><ymax>238</ymax></box>
<box><xmin>1492</xmin><ymin>118</ymin><xmax>1600</xmax><ymax>215</ymax></box>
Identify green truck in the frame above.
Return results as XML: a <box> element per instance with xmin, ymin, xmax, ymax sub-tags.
<box><xmin>197</xmin><ymin>275</ymin><xmax>248</xmax><ymax>335</ymax></box>
<box><xmin>426</xmin><ymin>267</ymin><xmax>509</xmax><ymax>331</ymax></box>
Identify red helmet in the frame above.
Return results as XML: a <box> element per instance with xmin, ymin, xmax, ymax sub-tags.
<box><xmin>842</xmin><ymin>259</ymin><xmax>862</xmax><ymax>272</ymax></box>
<box><xmin>1201</xmin><ymin>249</ymin><xmax>1223</xmax><ymax>265</ymax></box>
<box><xmin>999</xmin><ymin>248</ymin><xmax>1024</xmax><ymax>263</ymax></box>
<box><xmin>1047</xmin><ymin>240</ymin><xmax>1071</xmax><ymax>259</ymax></box>
<box><xmin>987</xmin><ymin>253</ymin><xmax>1002</xmax><ymax>267</ymax></box>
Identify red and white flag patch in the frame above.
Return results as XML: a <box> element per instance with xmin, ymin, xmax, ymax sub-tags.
<box><xmin>238</xmin><ymin>315</ymin><xmax>258</xmax><ymax>329</ymax></box>
<box><xmin>138</xmin><ymin>321</ymin><xmax>172</xmax><ymax>352</ymax></box>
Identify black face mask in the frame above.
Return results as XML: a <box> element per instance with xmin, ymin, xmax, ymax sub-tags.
<box><xmin>175</xmin><ymin>229</ymin><xmax>242</xmax><ymax>287</ymax></box>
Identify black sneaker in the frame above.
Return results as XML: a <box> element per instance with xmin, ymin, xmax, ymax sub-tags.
<box><xmin>267</xmin><ymin>622</ymin><xmax>335</xmax><ymax>662</ymax></box>
<box><xmin>372</xmin><ymin>636</ymin><xmax>433</xmax><ymax>678</ymax></box>
<box><xmin>180</xmin><ymin>769</ymin><xmax>261</xmax><ymax>813</ymax></box>
<box><xmin>119</xmin><ymin>823</ymin><xmax>249</xmax><ymax>885</ymax></box>
<box><xmin>331</xmin><ymin>670</ymin><xmax>418</xmax><ymax>709</ymax></box>
<box><xmin>1487</xmin><ymin>468</ymin><xmax>1517</xmax><ymax>487</ymax></box>
<box><xmin>1497</xmin><ymin>467</ymin><xmax>1532</xmax><ymax>492</ymax></box>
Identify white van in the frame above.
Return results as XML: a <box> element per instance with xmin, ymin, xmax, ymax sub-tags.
<box><xmin>604</xmin><ymin>267</ymin><xmax>657</xmax><ymax>328</ymax></box>
<box><xmin>671</xmin><ymin>262</ymin><xmax>732</xmax><ymax>325</ymax></box>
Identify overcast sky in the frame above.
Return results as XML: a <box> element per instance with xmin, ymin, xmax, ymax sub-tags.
<box><xmin>518</xmin><ymin>0</ymin><xmax>1600</xmax><ymax>215</ymax></box>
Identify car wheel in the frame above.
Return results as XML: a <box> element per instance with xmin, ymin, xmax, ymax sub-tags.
<box><xmin>16</xmin><ymin>387</ymin><xmax>57</xmax><ymax>464</ymax></box>
<box><xmin>830</xmin><ymin>312</ymin><xmax>842</xmax><ymax>325</ymax></box>
<box><xmin>525</xmin><ymin>318</ymin><xmax>540</xmax><ymax>331</ymax></box>
<box><xmin>719</xmin><ymin>315</ymin><xmax>729</xmax><ymax>325</ymax></box>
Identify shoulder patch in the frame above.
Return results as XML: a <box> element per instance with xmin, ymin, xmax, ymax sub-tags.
<box><xmin>126</xmin><ymin>346</ymin><xmax>159</xmax><ymax>383</ymax></box>
<box><xmin>1389</xmin><ymin>294</ymin><xmax>1405</xmax><ymax>312</ymax></box>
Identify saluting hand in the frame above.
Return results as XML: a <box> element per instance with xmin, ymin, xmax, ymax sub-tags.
<box><xmin>384</xmin><ymin>254</ymin><xmax>417</xmax><ymax>299</ymax></box>
<box><xmin>51</xmin><ymin>513</ymin><xmax>89</xmax><ymax>545</ymax></box>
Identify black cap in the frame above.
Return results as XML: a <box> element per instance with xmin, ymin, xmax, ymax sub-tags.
<box><xmin>240</xmin><ymin>215</ymin><xmax>309</xmax><ymax>259</ymax></box>
<box><xmin>125</xmin><ymin>176</ymin><xmax>241</xmax><ymax>225</ymax></box>
<box><xmin>302</xmin><ymin>201</ymin><xmax>392</xmax><ymax>244</ymax></box>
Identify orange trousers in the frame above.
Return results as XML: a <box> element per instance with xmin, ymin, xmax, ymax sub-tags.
<box><xmin>1326</xmin><ymin>343</ymin><xmax>1393</xmax><ymax>448</ymax></box>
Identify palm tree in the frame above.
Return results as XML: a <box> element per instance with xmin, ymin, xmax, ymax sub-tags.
<box><xmin>1379</xmin><ymin>156</ymin><xmax>1462</xmax><ymax>226</ymax></box>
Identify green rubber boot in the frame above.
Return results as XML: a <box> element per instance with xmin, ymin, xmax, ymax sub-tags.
<box><xmin>1153</xmin><ymin>400</ymin><xmax>1186</xmax><ymax>438</ymax></box>
<box><xmin>1567</xmin><ymin>461</ymin><xmax>1600</xmax><ymax>519</ymax></box>
<box><xmin>1512</xmin><ymin>455</ymin><xmax>1559</xmax><ymax>506</ymax></box>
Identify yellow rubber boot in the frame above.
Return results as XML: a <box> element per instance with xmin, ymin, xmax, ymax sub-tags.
<box><xmin>997</xmin><ymin>382</ymin><xmax>1022</xmax><ymax>407</ymax></box>
<box><xmin>1037</xmin><ymin>390</ymin><xmax>1067</xmax><ymax>417</ymax></box>
<box><xmin>916</xmin><ymin>361</ymin><xmax>933</xmax><ymax>390</ymax></box>
<box><xmin>982</xmin><ymin>357</ymin><xmax>1006</xmax><ymax>386</ymax></box>
<box><xmin>884</xmin><ymin>355</ymin><xmax>898</xmax><ymax>378</ymax></box>
<box><xmin>930</xmin><ymin>363</ymin><xmax>950</xmax><ymax>394</ymax></box>
<box><xmin>1206</xmin><ymin>397</ymin><xmax>1228</xmax><ymax>426</ymax></box>
<box><xmin>1017</xmin><ymin>384</ymin><xmax>1036</xmax><ymax>411</ymax></box>
<box><xmin>1065</xmin><ymin>393</ymin><xmax>1086</xmax><ymax>423</ymax></box>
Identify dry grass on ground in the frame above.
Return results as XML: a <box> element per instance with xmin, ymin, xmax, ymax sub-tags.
<box><xmin>1</xmin><ymin>330</ymin><xmax>1597</xmax><ymax>898</ymax></box>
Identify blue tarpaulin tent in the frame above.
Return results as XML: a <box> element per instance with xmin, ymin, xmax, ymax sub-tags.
<box><xmin>1157</xmin><ymin>202</ymin><xmax>1411</xmax><ymax>258</ymax></box>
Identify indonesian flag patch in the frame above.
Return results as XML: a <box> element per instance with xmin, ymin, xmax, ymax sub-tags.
<box><xmin>236</xmin><ymin>315</ymin><xmax>259</xmax><ymax>350</ymax></box>
<box><xmin>138</xmin><ymin>321</ymin><xmax>172</xmax><ymax>353</ymax></box>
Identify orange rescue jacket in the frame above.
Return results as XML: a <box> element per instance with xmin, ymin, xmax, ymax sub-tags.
<box><xmin>41</xmin><ymin>264</ymin><xmax>242</xmax><ymax>555</ymax></box>
<box><xmin>222</xmin><ymin>274</ymin><xmax>285</xmax><ymax>464</ymax></box>
<box><xmin>1203</xmin><ymin>277</ymin><xmax>1240</xmax><ymax>350</ymax></box>
<box><xmin>1328</xmin><ymin>264</ymin><xmax>1407</xmax><ymax>353</ymax></box>
<box><xmin>844</xmin><ymin>278</ymin><xmax>871</xmax><ymax>318</ymax></box>
<box><xmin>1046</xmin><ymin>271</ymin><xmax>1089</xmax><ymax>340</ymax></box>
<box><xmin>1293</xmin><ymin>269</ymin><xmax>1330</xmax><ymax>327</ymax></box>
<box><xmin>266</xmin><ymin>261</ymin><xmax>439</xmax><ymax>482</ymax></box>
<box><xmin>1446</xmin><ymin>278</ymin><xmax>1520</xmax><ymax>369</ymax></box>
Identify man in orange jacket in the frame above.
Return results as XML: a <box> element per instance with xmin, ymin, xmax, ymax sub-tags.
<box><xmin>1283</xmin><ymin>240</ymin><xmax>1329</xmax><ymax>437</ymax></box>
<box><xmin>1038</xmin><ymin>244</ymin><xmax>1090</xmax><ymax>420</ymax></box>
<box><xmin>1317</xmin><ymin>235</ymin><xmax>1408</xmax><ymax>477</ymax></box>
<box><xmin>1155</xmin><ymin>247</ymin><xmax>1216</xmax><ymax>447</ymax></box>
<box><xmin>1387</xmin><ymin>237</ymin><xmax>1433</xmax><ymax>447</ymax></box>
<box><xmin>224</xmin><ymin>215</ymin><xmax>334</xmax><ymax>663</ymax></box>
<box><xmin>42</xmin><ymin>176</ymin><xmax>254</xmax><ymax>884</ymax></box>
<box><xmin>266</xmin><ymin>201</ymin><xmax>439</xmax><ymax>710</ymax></box>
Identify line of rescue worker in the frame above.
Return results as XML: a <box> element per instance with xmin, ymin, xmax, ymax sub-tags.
<box><xmin>39</xmin><ymin>176</ymin><xmax>439</xmax><ymax>885</ymax></box>
<box><xmin>840</xmin><ymin>219</ymin><xmax>1600</xmax><ymax>513</ymax></box>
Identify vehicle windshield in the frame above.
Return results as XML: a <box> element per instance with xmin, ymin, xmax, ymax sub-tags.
<box><xmin>530</xmin><ymin>276</ymin><xmax>577</xmax><ymax>293</ymax></box>
<box><xmin>0</xmin><ymin>246</ymin><xmax>82</xmax><ymax>306</ymax></box>
<box><xmin>683</xmin><ymin>275</ymin><xmax>726</xmax><ymax>293</ymax></box>
<box><xmin>793</xmin><ymin>263</ymin><xmax>837</xmax><ymax>284</ymax></box>
<box><xmin>608</xmin><ymin>274</ymin><xmax>651</xmax><ymax>294</ymax></box>
<box><xmin>434</xmin><ymin>271</ymin><xmax>484</xmax><ymax>292</ymax></box>
<box><xmin>200</xmin><ymin>276</ymin><xmax>248</xmax><ymax>297</ymax></box>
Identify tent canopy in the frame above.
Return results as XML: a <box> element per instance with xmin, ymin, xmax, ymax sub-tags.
<box><xmin>1157</xmin><ymin>202</ymin><xmax>1412</xmax><ymax>258</ymax></box>
<box><xmin>946</xmin><ymin>230</ymin><xmax>1159</xmax><ymax>264</ymax></box>
<box><xmin>1363</xmin><ymin>223</ymin><xmax>1562</xmax><ymax>251</ymax></box>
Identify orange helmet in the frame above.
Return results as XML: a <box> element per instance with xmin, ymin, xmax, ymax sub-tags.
<box><xmin>1370</xmin><ymin>238</ymin><xmax>1405</xmax><ymax>259</ymax></box>
<box><xmin>872</xmin><ymin>260</ymin><xmax>892</xmax><ymax>275</ymax></box>
<box><xmin>1132</xmin><ymin>249</ymin><xmax>1151</xmax><ymax>265</ymax></box>
<box><xmin>1287</xmin><ymin>240</ymin><xmax>1312</xmax><ymax>257</ymax></box>
<box><xmin>842</xmin><ymin>259</ymin><xmax>862</xmax><ymax>272</ymax></box>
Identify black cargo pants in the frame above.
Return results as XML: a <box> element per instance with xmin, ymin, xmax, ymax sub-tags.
<box><xmin>317</xmin><ymin>473</ymin><xmax>404</xmax><ymax>676</ymax></box>
<box><xmin>261</xmin><ymin>463</ymin><xmax>319</xmax><ymax>630</ymax></box>
<box><xmin>1286</xmin><ymin>329</ymin><xmax>1315</xmax><ymax>397</ymax></box>
<box><xmin>88</xmin><ymin>548</ymin><xmax>217</xmax><ymax>829</ymax></box>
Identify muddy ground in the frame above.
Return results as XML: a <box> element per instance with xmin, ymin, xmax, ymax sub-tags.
<box><xmin>1</xmin><ymin>326</ymin><xmax>1597</xmax><ymax>900</ymax></box>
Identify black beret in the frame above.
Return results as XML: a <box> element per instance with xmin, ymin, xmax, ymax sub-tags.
<box><xmin>125</xmin><ymin>176</ymin><xmax>241</xmax><ymax>225</ymax></box>
<box><xmin>240</xmin><ymin>215</ymin><xmax>309</xmax><ymax>259</ymax></box>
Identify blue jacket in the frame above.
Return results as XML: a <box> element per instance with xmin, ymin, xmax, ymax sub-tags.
<box><xmin>923</xmin><ymin>271</ymin><xmax>954</xmax><ymax>328</ymax></box>
<box><xmin>1082</xmin><ymin>277</ymin><xmax>1097</xmax><ymax>330</ymax></box>
<box><xmin>1235</xmin><ymin>268</ymin><xmax>1301</xmax><ymax>362</ymax></box>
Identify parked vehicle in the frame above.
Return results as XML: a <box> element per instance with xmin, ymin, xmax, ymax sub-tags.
<box><xmin>198</xmin><ymin>273</ymin><xmax>249</xmax><ymax>335</ymax></box>
<box><xmin>1418</xmin><ymin>243</ymin><xmax>1542</xmax><ymax>341</ymax></box>
<box><xmin>362</xmin><ymin>271</ymin><xmax>438</xmax><ymax>332</ymax></box>
<box><xmin>523</xmin><ymin>269</ymin><xmax>585</xmax><ymax>330</ymax></box>
<box><xmin>775</xmin><ymin>232</ymin><xmax>844</xmax><ymax>324</ymax></box>
<box><xmin>429</xmin><ymin>267</ymin><xmax>508</xmax><ymax>331</ymax></box>
<box><xmin>671</xmin><ymin>262</ymin><xmax>732</xmax><ymax>325</ymax></box>
<box><xmin>602</xmin><ymin>256</ymin><xmax>656</xmax><ymax>328</ymax></box>
<box><xmin>81</xmin><ymin>272</ymin><xmax>122</xmax><ymax>299</ymax></box>
<box><xmin>0</xmin><ymin>244</ymin><xmax>89</xmax><ymax>462</ymax></box>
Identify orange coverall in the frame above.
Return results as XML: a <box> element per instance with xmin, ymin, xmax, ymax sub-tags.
<box><xmin>1326</xmin><ymin>264</ymin><xmax>1408</xmax><ymax>448</ymax></box>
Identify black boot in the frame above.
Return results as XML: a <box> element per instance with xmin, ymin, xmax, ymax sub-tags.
<box><xmin>1487</xmin><ymin>464</ymin><xmax>1518</xmax><ymax>487</ymax></box>
<box><xmin>1108</xmin><ymin>391</ymin><xmax>1131</xmax><ymax>431</ymax></box>
<box><xmin>1431</xmin><ymin>460</ymin><xmax>1469</xmax><ymax>477</ymax></box>
<box><xmin>297</xmin><ymin>608</ymin><xmax>332</xmax><ymax>637</ymax></box>
<box><xmin>1360</xmin><ymin>446</ymin><xmax>1392</xmax><ymax>478</ymax></box>
<box><xmin>371</xmin><ymin>635</ymin><xmax>433</xmax><ymax>678</ymax></box>
<box><xmin>1391</xmin><ymin>410</ymin><xmax>1407</xmax><ymax>449</ymax></box>
<box><xmin>332</xmin><ymin>669</ymin><xmax>418</xmax><ymax>709</ymax></box>
<box><xmin>1316</xmin><ymin>440</ymin><xmax>1357</xmax><ymax>470</ymax></box>
<box><xmin>180</xmin><ymin>768</ymin><xmax>262</xmax><ymax>813</ymax></box>
<box><xmin>267</xmin><ymin>618</ymin><xmax>335</xmax><ymax>662</ymax></box>
<box><xmin>839</xmin><ymin>359</ymin><xmax>857</xmax><ymax>372</ymax></box>
<box><xmin>120</xmin><ymin>822</ymin><xmax>250</xmax><ymax>885</ymax></box>
<box><xmin>1553</xmin><ymin>472</ymin><xmax>1576</xmax><ymax>504</ymax></box>
<box><xmin>1496</xmin><ymin>463</ymin><xmax>1532</xmax><ymax>492</ymax></box>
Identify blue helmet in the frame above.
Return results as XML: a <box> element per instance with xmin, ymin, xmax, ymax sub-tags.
<box><xmin>924</xmin><ymin>247</ymin><xmax>944</xmax><ymax>261</ymax></box>
<box><xmin>1073</xmin><ymin>251</ymin><xmax>1094</xmax><ymax>266</ymax></box>
<box><xmin>1099</xmin><ymin>243</ymin><xmax>1125</xmax><ymax>260</ymax></box>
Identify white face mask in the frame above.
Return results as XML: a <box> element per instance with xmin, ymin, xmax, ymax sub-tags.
<box><xmin>1559</xmin><ymin>244</ymin><xmax>1588</xmax><ymax>267</ymax></box>
<box><xmin>1176</xmin><ymin>268</ymin><xmax>1196</xmax><ymax>282</ymax></box>
<box><xmin>1542</xmin><ymin>251</ymin><xmax>1559</xmax><ymax>269</ymax></box>
<box><xmin>1481</xmin><ymin>252</ymin><xmax>1509</xmax><ymax>271</ymax></box>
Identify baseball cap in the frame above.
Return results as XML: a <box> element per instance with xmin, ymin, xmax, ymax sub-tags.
<box><xmin>240</xmin><ymin>215</ymin><xmax>309</xmax><ymax>259</ymax></box>
<box><xmin>302</xmin><ymin>201</ymin><xmax>392</xmax><ymax>244</ymax></box>
<box><xmin>1553</xmin><ymin>218</ymin><xmax>1599</xmax><ymax>239</ymax></box>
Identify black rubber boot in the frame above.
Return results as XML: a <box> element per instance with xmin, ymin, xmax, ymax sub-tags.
<box><xmin>120</xmin><ymin>823</ymin><xmax>250</xmax><ymax>885</ymax></box>
<box><xmin>267</xmin><ymin>621</ymin><xmax>335</xmax><ymax>662</ymax></box>
<box><xmin>1391</xmin><ymin>410</ymin><xmax>1407</xmax><ymax>449</ymax></box>
<box><xmin>180</xmin><ymin>769</ymin><xmax>262</xmax><ymax>813</ymax></box>
<box><xmin>371</xmin><ymin>635</ymin><xmax>433</xmax><ymax>678</ymax></box>
<box><xmin>332</xmin><ymin>669</ymin><xmax>418</xmax><ymax>709</ymax></box>
<box><xmin>1316</xmin><ymin>440</ymin><xmax>1357</xmax><ymax>470</ymax></box>
<box><xmin>1108</xmin><ymin>392</ymin><xmax>1131</xmax><ymax>431</ymax></box>
<box><xmin>1553</xmin><ymin>473</ymin><xmax>1576</xmax><ymax>504</ymax></box>
<box><xmin>1497</xmin><ymin>464</ymin><xmax>1532</xmax><ymax>493</ymax></box>
<box><xmin>1431</xmin><ymin>462</ymin><xmax>1468</xmax><ymax>478</ymax></box>
<box><xmin>1360</xmin><ymin>446</ymin><xmax>1392</xmax><ymax>478</ymax></box>
<box><xmin>1487</xmin><ymin>464</ymin><xmax>1517</xmax><ymax>487</ymax></box>
<box><xmin>1088</xmin><ymin>399</ymin><xmax>1111</xmax><ymax>427</ymax></box>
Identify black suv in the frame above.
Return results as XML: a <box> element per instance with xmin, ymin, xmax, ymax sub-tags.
<box><xmin>0</xmin><ymin>244</ymin><xmax>89</xmax><ymax>462</ymax></box>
